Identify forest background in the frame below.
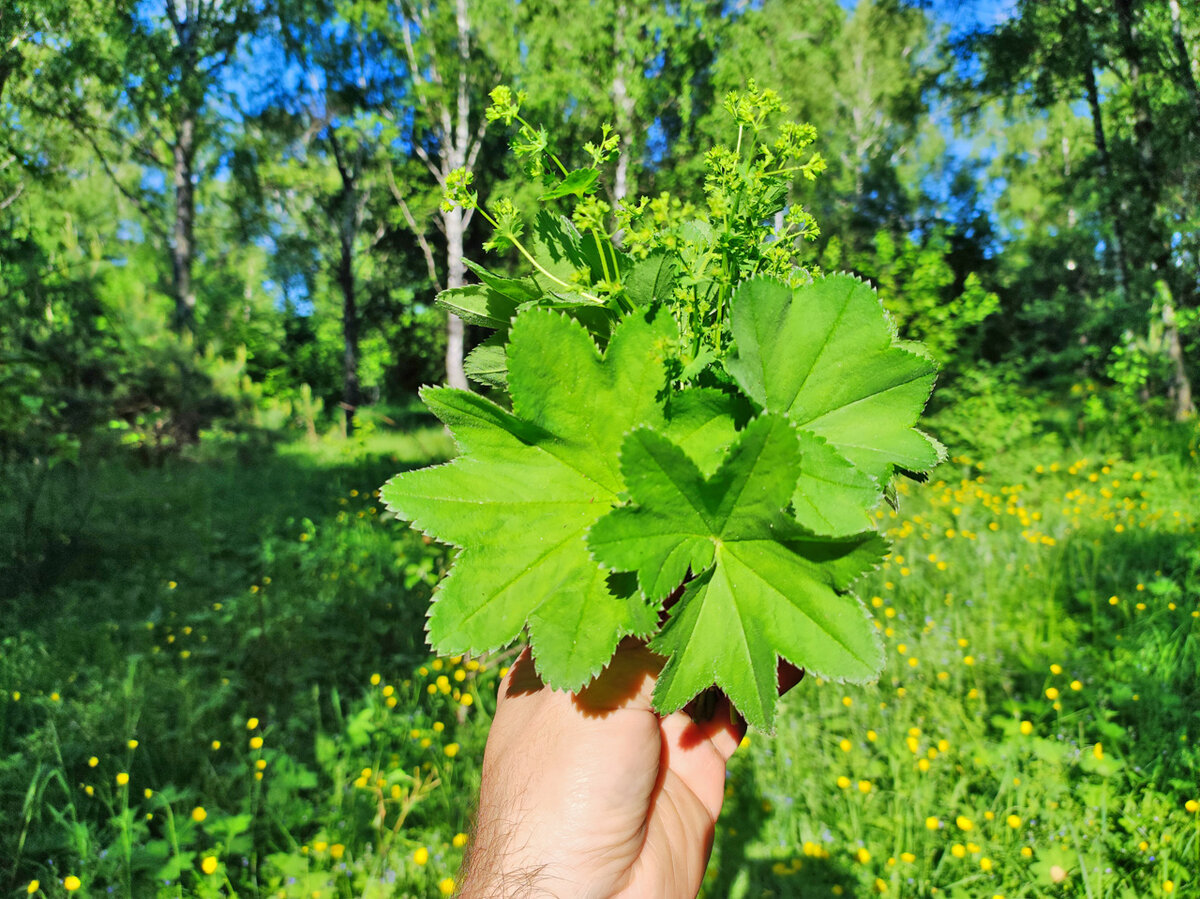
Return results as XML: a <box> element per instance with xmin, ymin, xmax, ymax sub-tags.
<box><xmin>2</xmin><ymin>0</ymin><xmax>1199</xmax><ymax>897</ymax></box>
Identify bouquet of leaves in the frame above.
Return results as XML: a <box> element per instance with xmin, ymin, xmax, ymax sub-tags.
<box><xmin>382</xmin><ymin>83</ymin><xmax>943</xmax><ymax>730</ymax></box>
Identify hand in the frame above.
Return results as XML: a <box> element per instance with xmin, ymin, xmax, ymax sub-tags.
<box><xmin>457</xmin><ymin>641</ymin><xmax>745</xmax><ymax>899</ymax></box>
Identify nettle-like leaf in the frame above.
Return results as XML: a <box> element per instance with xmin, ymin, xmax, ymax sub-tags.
<box><xmin>588</xmin><ymin>414</ymin><xmax>887</xmax><ymax>731</ymax></box>
<box><xmin>726</xmin><ymin>274</ymin><xmax>944</xmax><ymax>488</ymax></box>
<box><xmin>381</xmin><ymin>308</ymin><xmax>675</xmax><ymax>689</ymax></box>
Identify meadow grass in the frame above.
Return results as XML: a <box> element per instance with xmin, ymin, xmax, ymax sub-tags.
<box><xmin>708</xmin><ymin>429</ymin><xmax>1200</xmax><ymax>897</ymax></box>
<box><xmin>1</xmin><ymin>412</ymin><xmax>1197</xmax><ymax>897</ymax></box>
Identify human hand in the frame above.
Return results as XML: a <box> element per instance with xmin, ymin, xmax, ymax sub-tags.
<box><xmin>456</xmin><ymin>641</ymin><xmax>747</xmax><ymax>899</ymax></box>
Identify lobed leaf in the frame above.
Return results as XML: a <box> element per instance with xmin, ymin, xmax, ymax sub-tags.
<box><xmin>382</xmin><ymin>308</ymin><xmax>676</xmax><ymax>689</ymax></box>
<box><xmin>463</xmin><ymin>333</ymin><xmax>508</xmax><ymax>389</ymax></box>
<box><xmin>726</xmin><ymin>274</ymin><xmax>944</xmax><ymax>484</ymax></box>
<box><xmin>588</xmin><ymin>414</ymin><xmax>887</xmax><ymax>730</ymax></box>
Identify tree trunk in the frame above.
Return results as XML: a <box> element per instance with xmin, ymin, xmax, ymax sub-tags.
<box><xmin>440</xmin><ymin>0</ymin><xmax>472</xmax><ymax>391</ymax></box>
<box><xmin>339</xmin><ymin>217</ymin><xmax>360</xmax><ymax>436</ymax></box>
<box><xmin>330</xmin><ymin>131</ymin><xmax>363</xmax><ymax>434</ymax></box>
<box><xmin>1168</xmin><ymin>0</ymin><xmax>1200</xmax><ymax>125</ymax></box>
<box><xmin>1076</xmin><ymin>1</ymin><xmax>1132</xmax><ymax>304</ymax></box>
<box><xmin>611</xmin><ymin>4</ymin><xmax>637</xmax><ymax>206</ymax></box>
<box><xmin>444</xmin><ymin>204</ymin><xmax>469</xmax><ymax>390</ymax></box>
<box><xmin>1162</xmin><ymin>295</ymin><xmax>1195</xmax><ymax>420</ymax></box>
<box><xmin>1113</xmin><ymin>0</ymin><xmax>1195</xmax><ymax>418</ymax></box>
<box><xmin>171</xmin><ymin>114</ymin><xmax>197</xmax><ymax>332</ymax></box>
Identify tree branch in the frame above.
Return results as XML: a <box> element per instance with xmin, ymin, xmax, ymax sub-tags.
<box><xmin>0</xmin><ymin>181</ymin><xmax>24</xmax><ymax>212</ymax></box>
<box><xmin>387</xmin><ymin>160</ymin><xmax>443</xmax><ymax>292</ymax></box>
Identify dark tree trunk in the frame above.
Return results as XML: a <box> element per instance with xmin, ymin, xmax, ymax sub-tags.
<box><xmin>1075</xmin><ymin>1</ymin><xmax>1133</xmax><ymax>305</ymax></box>
<box><xmin>171</xmin><ymin>114</ymin><xmax>197</xmax><ymax>332</ymax></box>
<box><xmin>1168</xmin><ymin>0</ymin><xmax>1200</xmax><ymax>129</ymax></box>
<box><xmin>330</xmin><ymin>131</ymin><xmax>363</xmax><ymax>435</ymax></box>
<box><xmin>1112</xmin><ymin>0</ymin><xmax>1195</xmax><ymax>418</ymax></box>
<box><xmin>339</xmin><ymin>222</ymin><xmax>360</xmax><ymax>436</ymax></box>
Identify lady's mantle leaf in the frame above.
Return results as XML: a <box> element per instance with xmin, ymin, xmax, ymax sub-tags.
<box><xmin>540</xmin><ymin>167</ymin><xmax>601</xmax><ymax>200</ymax></box>
<box><xmin>381</xmin><ymin>308</ymin><xmax>674</xmax><ymax>690</ymax></box>
<box><xmin>726</xmin><ymin>274</ymin><xmax>944</xmax><ymax>485</ymax></box>
<box><xmin>587</xmin><ymin>414</ymin><xmax>887</xmax><ymax>731</ymax></box>
<box><xmin>791</xmin><ymin>429</ymin><xmax>880</xmax><ymax>535</ymax></box>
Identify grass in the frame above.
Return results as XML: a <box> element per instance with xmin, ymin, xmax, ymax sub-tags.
<box><xmin>1</xmin><ymin>409</ymin><xmax>1198</xmax><ymax>897</ymax></box>
<box><xmin>708</xmin><ymin>434</ymin><xmax>1200</xmax><ymax>898</ymax></box>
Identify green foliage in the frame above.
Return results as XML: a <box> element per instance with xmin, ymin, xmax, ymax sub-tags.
<box><xmin>0</xmin><ymin>429</ymin><xmax>488</xmax><ymax>897</ymax></box>
<box><xmin>383</xmin><ymin>310</ymin><xmax>673</xmax><ymax>689</ymax></box>
<box><xmin>839</xmin><ymin>229</ymin><xmax>999</xmax><ymax>370</ymax></box>
<box><xmin>702</xmin><ymin>435</ymin><xmax>1200</xmax><ymax>897</ymax></box>
<box><xmin>591</xmin><ymin>417</ymin><xmax>886</xmax><ymax>729</ymax></box>
<box><xmin>4</xmin><ymin>413</ymin><xmax>1198</xmax><ymax>897</ymax></box>
<box><xmin>386</xmin><ymin>87</ymin><xmax>944</xmax><ymax>727</ymax></box>
<box><xmin>725</xmin><ymin>275</ymin><xmax>941</xmax><ymax>483</ymax></box>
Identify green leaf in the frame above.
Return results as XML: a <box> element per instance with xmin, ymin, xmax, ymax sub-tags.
<box><xmin>662</xmin><ymin>388</ymin><xmax>744</xmax><ymax>477</ymax></box>
<box><xmin>382</xmin><ymin>308</ymin><xmax>677</xmax><ymax>688</ymax></box>
<box><xmin>463</xmin><ymin>333</ymin><xmax>508</xmax><ymax>388</ymax></box>
<box><xmin>624</xmin><ymin>252</ymin><xmax>679</xmax><ymax>307</ymax></box>
<box><xmin>538</xmin><ymin>295</ymin><xmax>621</xmax><ymax>345</ymax></box>
<box><xmin>588</xmin><ymin>414</ymin><xmax>887</xmax><ymax>730</ymax></box>
<box><xmin>435</xmin><ymin>284</ymin><xmax>520</xmax><ymax>330</ymax></box>
<box><xmin>529</xmin><ymin>210</ymin><xmax>589</xmax><ymax>284</ymax></box>
<box><xmin>726</xmin><ymin>274</ymin><xmax>943</xmax><ymax>483</ymax></box>
<box><xmin>464</xmin><ymin>258</ymin><xmax>544</xmax><ymax>303</ymax></box>
<box><xmin>531</xmin><ymin>210</ymin><xmax>630</xmax><ymax>287</ymax></box>
<box><xmin>791</xmin><ymin>430</ymin><xmax>880</xmax><ymax>536</ymax></box>
<box><xmin>540</xmin><ymin>167</ymin><xmax>601</xmax><ymax>199</ymax></box>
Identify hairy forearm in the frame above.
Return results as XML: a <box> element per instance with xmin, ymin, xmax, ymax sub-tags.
<box><xmin>457</xmin><ymin>810</ymin><xmax>554</xmax><ymax>899</ymax></box>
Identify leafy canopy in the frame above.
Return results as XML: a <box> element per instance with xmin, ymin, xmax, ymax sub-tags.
<box><xmin>383</xmin><ymin>83</ymin><xmax>943</xmax><ymax>728</ymax></box>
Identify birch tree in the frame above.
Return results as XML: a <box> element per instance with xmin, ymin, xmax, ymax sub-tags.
<box><xmin>23</xmin><ymin>0</ymin><xmax>263</xmax><ymax>333</ymax></box>
<box><xmin>372</xmin><ymin>0</ymin><xmax>520</xmax><ymax>390</ymax></box>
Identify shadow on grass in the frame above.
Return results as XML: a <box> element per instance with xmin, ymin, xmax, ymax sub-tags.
<box><xmin>1040</xmin><ymin>524</ymin><xmax>1200</xmax><ymax>774</ymax></box>
<box><xmin>0</xmin><ymin>422</ymin><xmax>457</xmax><ymax>777</ymax></box>
<box><xmin>705</xmin><ymin>749</ymin><xmax>854</xmax><ymax>898</ymax></box>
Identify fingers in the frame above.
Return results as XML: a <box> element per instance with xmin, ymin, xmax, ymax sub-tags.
<box><xmin>573</xmin><ymin>641</ymin><xmax>663</xmax><ymax>715</ymax></box>
<box><xmin>778</xmin><ymin>660</ymin><xmax>805</xmax><ymax>695</ymax></box>
<box><xmin>500</xmin><ymin>646</ymin><xmax>543</xmax><ymax>697</ymax></box>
